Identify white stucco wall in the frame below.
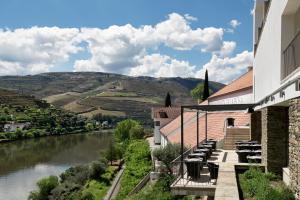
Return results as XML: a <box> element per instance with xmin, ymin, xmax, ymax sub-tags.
<box><xmin>209</xmin><ymin>89</ymin><xmax>253</xmax><ymax>105</ymax></box>
<box><xmin>154</xmin><ymin>117</ymin><xmax>177</xmax><ymax>144</ymax></box>
<box><xmin>254</xmin><ymin>0</ymin><xmax>300</xmax><ymax>108</ymax></box>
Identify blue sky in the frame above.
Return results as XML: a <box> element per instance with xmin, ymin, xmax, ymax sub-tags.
<box><xmin>0</xmin><ymin>0</ymin><xmax>254</xmax><ymax>83</ymax></box>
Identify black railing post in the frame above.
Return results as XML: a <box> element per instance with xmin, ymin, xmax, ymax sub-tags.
<box><xmin>205</xmin><ymin>111</ymin><xmax>208</xmax><ymax>142</ymax></box>
<box><xmin>181</xmin><ymin>106</ymin><xmax>184</xmax><ymax>178</ymax></box>
<box><xmin>196</xmin><ymin>111</ymin><xmax>199</xmax><ymax>148</ymax></box>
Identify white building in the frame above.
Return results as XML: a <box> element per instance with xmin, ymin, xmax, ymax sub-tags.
<box><xmin>151</xmin><ymin>107</ymin><xmax>181</xmax><ymax>144</ymax></box>
<box><xmin>253</xmin><ymin>0</ymin><xmax>300</xmax><ymax>197</ymax></box>
<box><xmin>203</xmin><ymin>67</ymin><xmax>253</xmax><ymax>105</ymax></box>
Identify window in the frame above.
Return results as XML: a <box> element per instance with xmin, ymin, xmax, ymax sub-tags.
<box><xmin>159</xmin><ymin>111</ymin><xmax>168</xmax><ymax>118</ymax></box>
<box><xmin>227</xmin><ymin>118</ymin><xmax>235</xmax><ymax>127</ymax></box>
<box><xmin>154</xmin><ymin>121</ymin><xmax>160</xmax><ymax>126</ymax></box>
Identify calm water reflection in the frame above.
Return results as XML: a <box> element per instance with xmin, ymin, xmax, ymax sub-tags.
<box><xmin>0</xmin><ymin>133</ymin><xmax>112</xmax><ymax>200</ymax></box>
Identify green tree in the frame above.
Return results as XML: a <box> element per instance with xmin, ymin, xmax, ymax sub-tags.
<box><xmin>28</xmin><ymin>176</ymin><xmax>59</xmax><ymax>200</ymax></box>
<box><xmin>190</xmin><ymin>83</ymin><xmax>205</xmax><ymax>100</ymax></box>
<box><xmin>129</xmin><ymin>124</ymin><xmax>145</xmax><ymax>139</ymax></box>
<box><xmin>105</xmin><ymin>138</ymin><xmax>123</xmax><ymax>165</ymax></box>
<box><xmin>164</xmin><ymin>92</ymin><xmax>171</xmax><ymax>107</ymax></box>
<box><xmin>114</xmin><ymin>119</ymin><xmax>139</xmax><ymax>141</ymax></box>
<box><xmin>153</xmin><ymin>143</ymin><xmax>185</xmax><ymax>174</ymax></box>
<box><xmin>202</xmin><ymin>69</ymin><xmax>210</xmax><ymax>101</ymax></box>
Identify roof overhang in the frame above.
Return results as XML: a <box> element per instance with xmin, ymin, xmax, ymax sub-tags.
<box><xmin>182</xmin><ymin>104</ymin><xmax>256</xmax><ymax>112</ymax></box>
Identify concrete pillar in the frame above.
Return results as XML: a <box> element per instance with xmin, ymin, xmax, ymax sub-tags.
<box><xmin>250</xmin><ymin>111</ymin><xmax>262</xmax><ymax>142</ymax></box>
<box><xmin>289</xmin><ymin>98</ymin><xmax>300</xmax><ymax>198</ymax></box>
<box><xmin>261</xmin><ymin>106</ymin><xmax>289</xmax><ymax>175</ymax></box>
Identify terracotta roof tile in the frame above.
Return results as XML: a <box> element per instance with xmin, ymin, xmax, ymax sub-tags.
<box><xmin>161</xmin><ymin>111</ymin><xmax>250</xmax><ymax>148</ymax></box>
<box><xmin>209</xmin><ymin>69</ymin><xmax>253</xmax><ymax>99</ymax></box>
<box><xmin>152</xmin><ymin>107</ymin><xmax>181</xmax><ymax>119</ymax></box>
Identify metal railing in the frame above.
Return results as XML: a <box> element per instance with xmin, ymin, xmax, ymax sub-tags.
<box><xmin>282</xmin><ymin>31</ymin><xmax>300</xmax><ymax>79</ymax></box>
<box><xmin>170</xmin><ymin>141</ymin><xmax>218</xmax><ymax>187</ymax></box>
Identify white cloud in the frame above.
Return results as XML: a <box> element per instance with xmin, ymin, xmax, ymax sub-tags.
<box><xmin>196</xmin><ymin>51</ymin><xmax>253</xmax><ymax>83</ymax></box>
<box><xmin>219</xmin><ymin>41</ymin><xmax>236</xmax><ymax>57</ymax></box>
<box><xmin>0</xmin><ymin>13</ymin><xmax>252</xmax><ymax>84</ymax></box>
<box><xmin>74</xmin><ymin>13</ymin><xmax>226</xmax><ymax>73</ymax></box>
<box><xmin>129</xmin><ymin>54</ymin><xmax>196</xmax><ymax>78</ymax></box>
<box><xmin>0</xmin><ymin>27</ymin><xmax>81</xmax><ymax>75</ymax></box>
<box><xmin>230</xmin><ymin>19</ymin><xmax>241</xmax><ymax>29</ymax></box>
<box><xmin>184</xmin><ymin>14</ymin><xmax>198</xmax><ymax>21</ymax></box>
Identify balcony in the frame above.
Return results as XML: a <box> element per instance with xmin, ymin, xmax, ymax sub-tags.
<box><xmin>282</xmin><ymin>31</ymin><xmax>300</xmax><ymax>80</ymax></box>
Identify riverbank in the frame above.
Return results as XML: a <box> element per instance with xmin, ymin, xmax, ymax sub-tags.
<box><xmin>0</xmin><ymin>132</ymin><xmax>112</xmax><ymax>200</ymax></box>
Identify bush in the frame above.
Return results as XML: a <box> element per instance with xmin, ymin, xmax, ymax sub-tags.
<box><xmin>239</xmin><ymin>167</ymin><xmax>295</xmax><ymax>200</ymax></box>
<box><xmin>88</xmin><ymin>161</ymin><xmax>106</xmax><ymax>180</ymax></box>
<box><xmin>115</xmin><ymin>140</ymin><xmax>151</xmax><ymax>200</ymax></box>
<box><xmin>104</xmin><ymin>139</ymin><xmax>123</xmax><ymax>165</ymax></box>
<box><xmin>60</xmin><ymin>165</ymin><xmax>90</xmax><ymax>185</ymax></box>
<box><xmin>153</xmin><ymin>143</ymin><xmax>184</xmax><ymax>174</ymax></box>
<box><xmin>129</xmin><ymin>124</ymin><xmax>145</xmax><ymax>139</ymax></box>
<box><xmin>28</xmin><ymin>176</ymin><xmax>59</xmax><ymax>200</ymax></box>
<box><xmin>128</xmin><ymin>174</ymin><xmax>175</xmax><ymax>200</ymax></box>
<box><xmin>114</xmin><ymin>119</ymin><xmax>139</xmax><ymax>141</ymax></box>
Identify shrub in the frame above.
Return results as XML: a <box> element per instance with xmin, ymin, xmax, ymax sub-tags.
<box><xmin>104</xmin><ymin>139</ymin><xmax>123</xmax><ymax>165</ymax></box>
<box><xmin>153</xmin><ymin>143</ymin><xmax>184</xmax><ymax>174</ymax></box>
<box><xmin>129</xmin><ymin>124</ymin><xmax>145</xmax><ymax>139</ymax></box>
<box><xmin>115</xmin><ymin>140</ymin><xmax>151</xmax><ymax>200</ymax></box>
<box><xmin>28</xmin><ymin>176</ymin><xmax>59</xmax><ymax>200</ymax></box>
<box><xmin>128</xmin><ymin>174</ymin><xmax>175</xmax><ymax>200</ymax></box>
<box><xmin>60</xmin><ymin>165</ymin><xmax>90</xmax><ymax>185</ymax></box>
<box><xmin>114</xmin><ymin>119</ymin><xmax>139</xmax><ymax>141</ymax></box>
<box><xmin>239</xmin><ymin>167</ymin><xmax>295</xmax><ymax>200</ymax></box>
<box><xmin>88</xmin><ymin>161</ymin><xmax>106</xmax><ymax>180</ymax></box>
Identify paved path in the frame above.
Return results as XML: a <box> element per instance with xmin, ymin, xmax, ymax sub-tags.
<box><xmin>104</xmin><ymin>166</ymin><xmax>125</xmax><ymax>200</ymax></box>
<box><xmin>214</xmin><ymin>150</ymin><xmax>239</xmax><ymax>200</ymax></box>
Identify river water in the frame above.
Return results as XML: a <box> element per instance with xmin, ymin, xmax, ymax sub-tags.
<box><xmin>0</xmin><ymin>133</ymin><xmax>112</xmax><ymax>200</ymax></box>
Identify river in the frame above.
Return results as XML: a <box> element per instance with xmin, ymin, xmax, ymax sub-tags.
<box><xmin>0</xmin><ymin>132</ymin><xmax>112</xmax><ymax>200</ymax></box>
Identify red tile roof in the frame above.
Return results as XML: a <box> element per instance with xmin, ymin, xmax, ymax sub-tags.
<box><xmin>160</xmin><ymin>111</ymin><xmax>250</xmax><ymax>148</ymax></box>
<box><xmin>209</xmin><ymin>69</ymin><xmax>253</xmax><ymax>100</ymax></box>
<box><xmin>152</xmin><ymin>107</ymin><xmax>181</xmax><ymax>119</ymax></box>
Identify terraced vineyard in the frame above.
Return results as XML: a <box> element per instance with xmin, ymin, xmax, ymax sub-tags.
<box><xmin>0</xmin><ymin>72</ymin><xmax>225</xmax><ymax>126</ymax></box>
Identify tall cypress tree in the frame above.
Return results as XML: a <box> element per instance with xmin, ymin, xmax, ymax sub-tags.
<box><xmin>202</xmin><ymin>70</ymin><xmax>209</xmax><ymax>101</ymax></box>
<box><xmin>165</xmin><ymin>92</ymin><xmax>171</xmax><ymax>107</ymax></box>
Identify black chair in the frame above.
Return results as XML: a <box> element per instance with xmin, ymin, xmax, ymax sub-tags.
<box><xmin>207</xmin><ymin>162</ymin><xmax>219</xmax><ymax>180</ymax></box>
<box><xmin>207</xmin><ymin>139</ymin><xmax>217</xmax><ymax>150</ymax></box>
<box><xmin>236</xmin><ymin>150</ymin><xmax>251</xmax><ymax>163</ymax></box>
<box><xmin>185</xmin><ymin>158</ymin><xmax>203</xmax><ymax>179</ymax></box>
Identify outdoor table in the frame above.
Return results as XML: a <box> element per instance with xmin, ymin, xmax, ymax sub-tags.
<box><xmin>203</xmin><ymin>142</ymin><xmax>216</xmax><ymax>150</ymax></box>
<box><xmin>207</xmin><ymin>139</ymin><xmax>217</xmax><ymax>150</ymax></box>
<box><xmin>249</xmin><ymin>144</ymin><xmax>261</xmax><ymax>150</ymax></box>
<box><xmin>198</xmin><ymin>144</ymin><xmax>213</xmax><ymax>154</ymax></box>
<box><xmin>194</xmin><ymin>148</ymin><xmax>211</xmax><ymax>158</ymax></box>
<box><xmin>188</xmin><ymin>152</ymin><xmax>207</xmax><ymax>162</ymax></box>
<box><xmin>235</xmin><ymin>140</ymin><xmax>250</xmax><ymax>145</ymax></box>
<box><xmin>184</xmin><ymin>158</ymin><xmax>204</xmax><ymax>179</ymax></box>
<box><xmin>236</xmin><ymin>144</ymin><xmax>251</xmax><ymax>150</ymax></box>
<box><xmin>197</xmin><ymin>146</ymin><xmax>212</xmax><ymax>156</ymax></box>
<box><xmin>207</xmin><ymin>162</ymin><xmax>219</xmax><ymax>179</ymax></box>
<box><xmin>236</xmin><ymin>149</ymin><xmax>251</xmax><ymax>163</ymax></box>
<box><xmin>247</xmin><ymin>155</ymin><xmax>262</xmax><ymax>163</ymax></box>
<box><xmin>249</xmin><ymin>150</ymin><xmax>262</xmax><ymax>156</ymax></box>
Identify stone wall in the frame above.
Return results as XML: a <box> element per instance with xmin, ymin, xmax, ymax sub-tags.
<box><xmin>261</xmin><ymin>106</ymin><xmax>289</xmax><ymax>175</ymax></box>
<box><xmin>289</xmin><ymin>98</ymin><xmax>300</xmax><ymax>198</ymax></box>
<box><xmin>250</xmin><ymin>111</ymin><xmax>262</xmax><ymax>142</ymax></box>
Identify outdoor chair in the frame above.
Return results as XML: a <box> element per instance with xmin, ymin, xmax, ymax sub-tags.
<box><xmin>236</xmin><ymin>150</ymin><xmax>251</xmax><ymax>163</ymax></box>
<box><xmin>207</xmin><ymin>162</ymin><xmax>219</xmax><ymax>180</ymax></box>
<box><xmin>185</xmin><ymin>158</ymin><xmax>203</xmax><ymax>180</ymax></box>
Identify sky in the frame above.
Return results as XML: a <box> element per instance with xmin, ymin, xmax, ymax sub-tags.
<box><xmin>0</xmin><ymin>0</ymin><xmax>254</xmax><ymax>83</ymax></box>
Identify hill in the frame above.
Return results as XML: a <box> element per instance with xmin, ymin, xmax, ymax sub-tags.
<box><xmin>0</xmin><ymin>72</ymin><xmax>225</xmax><ymax>125</ymax></box>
